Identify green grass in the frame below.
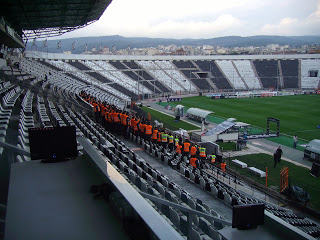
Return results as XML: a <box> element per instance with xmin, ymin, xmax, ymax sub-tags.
<box><xmin>217</xmin><ymin>142</ymin><xmax>237</xmax><ymax>151</ymax></box>
<box><xmin>142</xmin><ymin>106</ymin><xmax>199</xmax><ymax>131</ymax></box>
<box><xmin>168</xmin><ymin>94</ymin><xmax>320</xmax><ymax>141</ymax></box>
<box><xmin>225</xmin><ymin>154</ymin><xmax>320</xmax><ymax>211</ymax></box>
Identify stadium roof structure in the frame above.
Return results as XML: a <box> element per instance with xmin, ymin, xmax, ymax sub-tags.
<box><xmin>0</xmin><ymin>0</ymin><xmax>112</xmax><ymax>46</ymax></box>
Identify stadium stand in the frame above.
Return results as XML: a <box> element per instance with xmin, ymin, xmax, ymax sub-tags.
<box><xmin>109</xmin><ymin>60</ymin><xmax>129</xmax><ymax>70</ymax></box>
<box><xmin>215</xmin><ymin>60</ymin><xmax>247</xmax><ymax>90</ymax></box>
<box><xmin>137</xmin><ymin>60</ymin><xmax>185</xmax><ymax>92</ymax></box>
<box><xmin>172</xmin><ymin>60</ymin><xmax>198</xmax><ymax>69</ymax></box>
<box><xmin>122</xmin><ymin>70</ymin><xmax>161</xmax><ymax>94</ymax></box>
<box><xmin>301</xmin><ymin>59</ymin><xmax>320</xmax><ymax>89</ymax></box>
<box><xmin>189</xmin><ymin>78</ymin><xmax>212</xmax><ymax>90</ymax></box>
<box><xmin>233</xmin><ymin>60</ymin><xmax>262</xmax><ymax>90</ymax></box>
<box><xmin>155</xmin><ymin>60</ymin><xmax>196</xmax><ymax>92</ymax></box>
<box><xmin>194</xmin><ymin>60</ymin><xmax>233</xmax><ymax>90</ymax></box>
<box><xmin>252</xmin><ymin>59</ymin><xmax>279</xmax><ymax>89</ymax></box>
<box><xmin>68</xmin><ymin>60</ymin><xmax>92</xmax><ymax>71</ymax></box>
<box><xmin>280</xmin><ymin>59</ymin><xmax>299</xmax><ymax>89</ymax></box>
<box><xmin>2</xmin><ymin>58</ymin><xmax>320</xmax><ymax>239</ymax></box>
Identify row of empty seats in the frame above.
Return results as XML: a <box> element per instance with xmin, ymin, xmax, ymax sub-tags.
<box><xmin>0</xmin><ymin>85</ymin><xmax>22</xmax><ymax>154</ymax></box>
<box><xmin>67</xmin><ymin>110</ymin><xmax>226</xmax><ymax>239</ymax></box>
<box><xmin>16</xmin><ymin>90</ymin><xmax>34</xmax><ymax>162</ymax></box>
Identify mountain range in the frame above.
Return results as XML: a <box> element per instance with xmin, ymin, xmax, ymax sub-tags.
<box><xmin>26</xmin><ymin>35</ymin><xmax>320</xmax><ymax>54</ymax></box>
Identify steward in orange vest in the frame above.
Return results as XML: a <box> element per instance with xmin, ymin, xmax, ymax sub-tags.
<box><xmin>221</xmin><ymin>162</ymin><xmax>226</xmax><ymax>172</ymax></box>
<box><xmin>190</xmin><ymin>145</ymin><xmax>197</xmax><ymax>157</ymax></box>
<box><xmin>176</xmin><ymin>144</ymin><xmax>182</xmax><ymax>154</ymax></box>
<box><xmin>190</xmin><ymin>157</ymin><xmax>198</xmax><ymax>168</ymax></box>
<box><xmin>145</xmin><ymin>122</ymin><xmax>153</xmax><ymax>142</ymax></box>
<box><xmin>152</xmin><ymin>128</ymin><xmax>158</xmax><ymax>143</ymax></box>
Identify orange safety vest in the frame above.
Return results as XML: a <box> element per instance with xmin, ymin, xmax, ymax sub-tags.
<box><xmin>152</xmin><ymin>129</ymin><xmax>158</xmax><ymax>139</ymax></box>
<box><xmin>190</xmin><ymin>158</ymin><xmax>197</xmax><ymax>168</ymax></box>
<box><xmin>145</xmin><ymin>125</ymin><xmax>152</xmax><ymax>135</ymax></box>
<box><xmin>140</xmin><ymin>123</ymin><xmax>146</xmax><ymax>133</ymax></box>
<box><xmin>113</xmin><ymin>112</ymin><xmax>120</xmax><ymax>122</ymax></box>
<box><xmin>221</xmin><ymin>163</ymin><xmax>226</xmax><ymax>172</ymax></box>
<box><xmin>183</xmin><ymin>142</ymin><xmax>190</xmax><ymax>152</ymax></box>
<box><xmin>108</xmin><ymin>111</ymin><xmax>113</xmax><ymax>122</ymax></box>
<box><xmin>133</xmin><ymin>120</ymin><xmax>138</xmax><ymax>131</ymax></box>
<box><xmin>122</xmin><ymin>114</ymin><xmax>128</xmax><ymax>125</ymax></box>
<box><xmin>199</xmin><ymin>147</ymin><xmax>206</xmax><ymax>157</ymax></box>
<box><xmin>176</xmin><ymin>145</ymin><xmax>182</xmax><ymax>154</ymax></box>
<box><xmin>190</xmin><ymin>146</ymin><xmax>197</xmax><ymax>156</ymax></box>
<box><xmin>157</xmin><ymin>132</ymin><xmax>162</xmax><ymax>142</ymax></box>
<box><xmin>130</xmin><ymin>118</ymin><xmax>135</xmax><ymax>128</ymax></box>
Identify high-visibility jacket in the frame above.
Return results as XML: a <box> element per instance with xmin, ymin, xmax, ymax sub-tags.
<box><xmin>152</xmin><ymin>129</ymin><xmax>158</xmax><ymax>140</ymax></box>
<box><xmin>133</xmin><ymin>120</ymin><xmax>138</xmax><ymax>131</ymax></box>
<box><xmin>199</xmin><ymin>147</ymin><xmax>206</xmax><ymax>157</ymax></box>
<box><xmin>113</xmin><ymin>112</ymin><xmax>120</xmax><ymax>122</ymax></box>
<box><xmin>211</xmin><ymin>155</ymin><xmax>216</xmax><ymax>163</ymax></box>
<box><xmin>183</xmin><ymin>142</ymin><xmax>190</xmax><ymax>152</ymax></box>
<box><xmin>130</xmin><ymin>118</ymin><xmax>135</xmax><ymax>127</ymax></box>
<box><xmin>145</xmin><ymin>125</ymin><xmax>152</xmax><ymax>135</ymax></box>
<box><xmin>120</xmin><ymin>114</ymin><xmax>128</xmax><ymax>125</ymax></box>
<box><xmin>190</xmin><ymin>146</ymin><xmax>197</xmax><ymax>156</ymax></box>
<box><xmin>162</xmin><ymin>133</ymin><xmax>168</xmax><ymax>142</ymax></box>
<box><xmin>174</xmin><ymin>138</ymin><xmax>179</xmax><ymax>147</ymax></box>
<box><xmin>123</xmin><ymin>114</ymin><xmax>128</xmax><ymax>125</ymax></box>
<box><xmin>190</xmin><ymin>158</ymin><xmax>197</xmax><ymax>168</ymax></box>
<box><xmin>176</xmin><ymin>145</ymin><xmax>182</xmax><ymax>154</ymax></box>
<box><xmin>221</xmin><ymin>163</ymin><xmax>226</xmax><ymax>172</ymax></box>
<box><xmin>157</xmin><ymin>132</ymin><xmax>162</xmax><ymax>142</ymax></box>
<box><xmin>139</xmin><ymin>123</ymin><xmax>146</xmax><ymax>133</ymax></box>
<box><xmin>168</xmin><ymin>135</ymin><xmax>174</xmax><ymax>144</ymax></box>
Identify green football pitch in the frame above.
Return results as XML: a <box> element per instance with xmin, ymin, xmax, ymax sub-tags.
<box><xmin>168</xmin><ymin>94</ymin><xmax>320</xmax><ymax>142</ymax></box>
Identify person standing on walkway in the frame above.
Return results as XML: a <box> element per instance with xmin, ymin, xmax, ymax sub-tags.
<box><xmin>276</xmin><ymin>146</ymin><xmax>283</xmax><ymax>163</ymax></box>
<box><xmin>274</xmin><ymin>152</ymin><xmax>278</xmax><ymax>168</ymax></box>
<box><xmin>293</xmin><ymin>135</ymin><xmax>298</xmax><ymax>149</ymax></box>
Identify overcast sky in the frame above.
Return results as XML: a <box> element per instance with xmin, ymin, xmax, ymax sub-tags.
<box><xmin>57</xmin><ymin>0</ymin><xmax>320</xmax><ymax>39</ymax></box>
